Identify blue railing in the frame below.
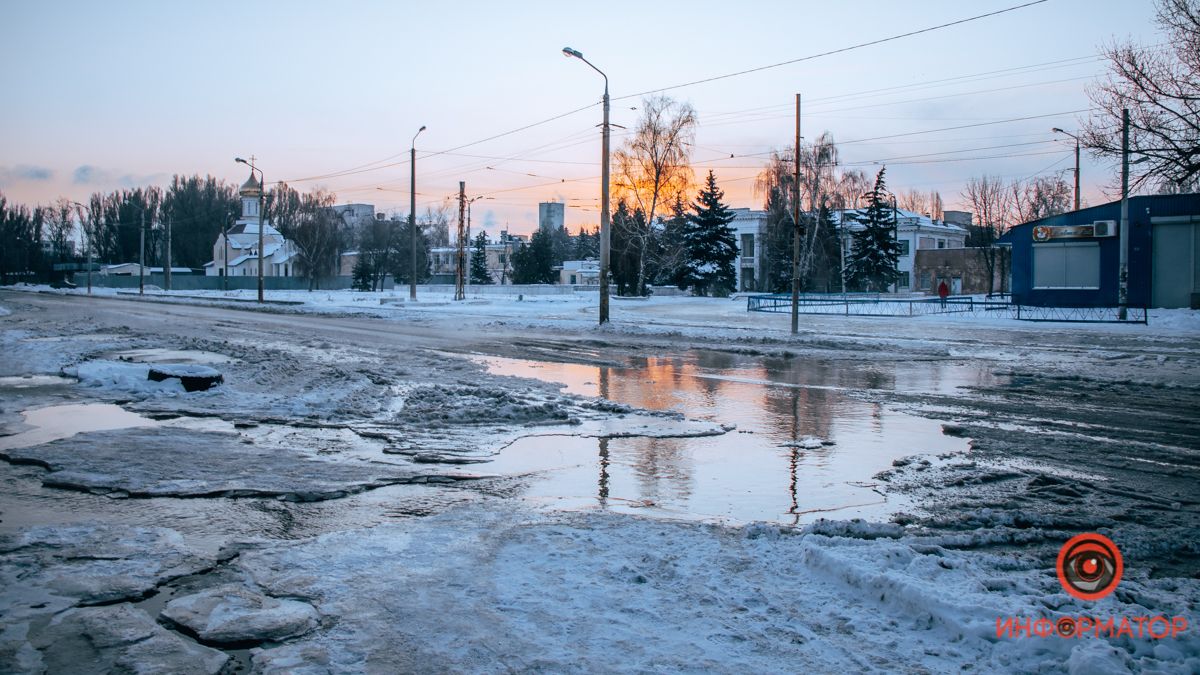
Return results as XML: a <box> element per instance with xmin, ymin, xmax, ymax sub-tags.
<box><xmin>746</xmin><ymin>293</ymin><xmax>1147</xmax><ymax>324</ymax></box>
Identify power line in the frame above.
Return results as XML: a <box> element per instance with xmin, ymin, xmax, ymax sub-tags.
<box><xmin>614</xmin><ymin>0</ymin><xmax>1051</xmax><ymax>101</ymax></box>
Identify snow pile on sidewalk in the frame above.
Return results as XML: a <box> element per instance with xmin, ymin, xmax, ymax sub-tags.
<box><xmin>230</xmin><ymin>505</ymin><xmax>1198</xmax><ymax>673</ymax></box>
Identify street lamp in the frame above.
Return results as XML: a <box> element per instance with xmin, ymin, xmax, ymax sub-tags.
<box><xmin>235</xmin><ymin>157</ymin><xmax>265</xmax><ymax>303</ymax></box>
<box><xmin>1052</xmin><ymin>128</ymin><xmax>1082</xmax><ymax>211</ymax></box>
<box><xmin>70</xmin><ymin>201</ymin><xmax>93</xmax><ymax>295</ymax></box>
<box><xmin>562</xmin><ymin>46</ymin><xmax>611</xmax><ymax>325</ymax></box>
<box><xmin>410</xmin><ymin>125</ymin><xmax>426</xmax><ymax>300</ymax></box>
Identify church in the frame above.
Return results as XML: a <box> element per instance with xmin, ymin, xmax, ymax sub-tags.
<box><xmin>204</xmin><ymin>171</ymin><xmax>298</xmax><ymax>278</ymax></box>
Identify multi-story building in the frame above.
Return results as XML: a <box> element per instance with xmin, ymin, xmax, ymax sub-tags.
<box><xmin>430</xmin><ymin>231</ymin><xmax>527</xmax><ymax>284</ymax></box>
<box><xmin>834</xmin><ymin>208</ymin><xmax>969</xmax><ymax>292</ymax></box>
<box><xmin>730</xmin><ymin>208</ymin><xmax>770</xmax><ymax>292</ymax></box>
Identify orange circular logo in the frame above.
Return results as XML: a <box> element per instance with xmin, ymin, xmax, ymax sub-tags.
<box><xmin>1033</xmin><ymin>225</ymin><xmax>1052</xmax><ymax>241</ymax></box>
<box><xmin>1056</xmin><ymin>533</ymin><xmax>1123</xmax><ymax>601</ymax></box>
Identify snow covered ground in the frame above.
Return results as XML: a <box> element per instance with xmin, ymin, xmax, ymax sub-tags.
<box><xmin>0</xmin><ymin>288</ymin><xmax>1197</xmax><ymax>673</ymax></box>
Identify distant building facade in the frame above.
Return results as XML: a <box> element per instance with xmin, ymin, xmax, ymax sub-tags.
<box><xmin>730</xmin><ymin>208</ymin><xmax>770</xmax><ymax>292</ymax></box>
<box><xmin>833</xmin><ymin>208</ymin><xmax>969</xmax><ymax>292</ymax></box>
<box><xmin>538</xmin><ymin>202</ymin><xmax>565</xmax><ymax>232</ymax></box>
<box><xmin>430</xmin><ymin>231</ymin><xmax>527</xmax><ymax>285</ymax></box>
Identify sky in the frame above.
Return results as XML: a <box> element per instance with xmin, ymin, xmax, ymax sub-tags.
<box><xmin>0</xmin><ymin>0</ymin><xmax>1163</xmax><ymax>236</ymax></box>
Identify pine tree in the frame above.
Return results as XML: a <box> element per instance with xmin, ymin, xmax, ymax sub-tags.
<box><xmin>845</xmin><ymin>167</ymin><xmax>900</xmax><ymax>293</ymax></box>
<box><xmin>654</xmin><ymin>195</ymin><xmax>690</xmax><ymax>287</ymax></box>
<box><xmin>510</xmin><ymin>229</ymin><xmax>556</xmax><ymax>284</ymax></box>
<box><xmin>351</xmin><ymin>256</ymin><xmax>373</xmax><ymax>291</ymax></box>
<box><xmin>470</xmin><ymin>230</ymin><xmax>493</xmax><ymax>284</ymax></box>
<box><xmin>682</xmin><ymin>171</ymin><xmax>739</xmax><ymax>297</ymax></box>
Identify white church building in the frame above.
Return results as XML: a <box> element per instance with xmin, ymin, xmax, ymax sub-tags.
<box><xmin>204</xmin><ymin>171</ymin><xmax>298</xmax><ymax>278</ymax></box>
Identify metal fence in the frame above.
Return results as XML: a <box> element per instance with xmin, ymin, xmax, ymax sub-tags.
<box><xmin>746</xmin><ymin>293</ymin><xmax>1148</xmax><ymax>324</ymax></box>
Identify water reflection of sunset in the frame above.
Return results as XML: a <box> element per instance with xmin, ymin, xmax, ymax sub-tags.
<box><xmin>474</xmin><ymin>351</ymin><xmax>989</xmax><ymax>524</ymax></box>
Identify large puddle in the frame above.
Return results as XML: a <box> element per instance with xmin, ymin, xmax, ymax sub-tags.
<box><xmin>471</xmin><ymin>351</ymin><xmax>1000</xmax><ymax>524</ymax></box>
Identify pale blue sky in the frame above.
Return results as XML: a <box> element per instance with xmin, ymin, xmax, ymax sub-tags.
<box><xmin>0</xmin><ymin>0</ymin><xmax>1160</xmax><ymax>233</ymax></box>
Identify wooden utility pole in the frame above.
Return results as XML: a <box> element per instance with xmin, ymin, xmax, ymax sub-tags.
<box><xmin>455</xmin><ymin>181</ymin><xmax>466</xmax><ymax>301</ymax></box>
<box><xmin>790</xmin><ymin>93</ymin><xmax>802</xmax><ymax>334</ymax></box>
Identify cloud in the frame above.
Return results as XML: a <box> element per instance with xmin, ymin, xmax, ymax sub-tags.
<box><xmin>73</xmin><ymin>165</ymin><xmax>168</xmax><ymax>188</ymax></box>
<box><xmin>0</xmin><ymin>164</ymin><xmax>54</xmax><ymax>183</ymax></box>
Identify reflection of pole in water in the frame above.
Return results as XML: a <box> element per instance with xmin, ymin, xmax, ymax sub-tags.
<box><xmin>599</xmin><ymin>365</ymin><xmax>610</xmax><ymax>401</ymax></box>
<box><xmin>788</xmin><ymin>386</ymin><xmax>800</xmax><ymax>524</ymax></box>
<box><xmin>598</xmin><ymin>437</ymin><xmax>610</xmax><ymax>507</ymax></box>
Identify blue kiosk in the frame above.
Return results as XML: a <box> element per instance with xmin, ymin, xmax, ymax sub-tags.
<box><xmin>1000</xmin><ymin>193</ymin><xmax>1200</xmax><ymax>309</ymax></box>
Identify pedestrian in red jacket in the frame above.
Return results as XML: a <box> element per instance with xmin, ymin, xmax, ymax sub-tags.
<box><xmin>937</xmin><ymin>280</ymin><xmax>950</xmax><ymax>308</ymax></box>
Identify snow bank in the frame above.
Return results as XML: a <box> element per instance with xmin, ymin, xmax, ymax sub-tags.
<box><xmin>229</xmin><ymin>505</ymin><xmax>1198</xmax><ymax>673</ymax></box>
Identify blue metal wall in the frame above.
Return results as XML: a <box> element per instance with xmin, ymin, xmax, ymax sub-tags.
<box><xmin>1003</xmin><ymin>194</ymin><xmax>1199</xmax><ymax>307</ymax></box>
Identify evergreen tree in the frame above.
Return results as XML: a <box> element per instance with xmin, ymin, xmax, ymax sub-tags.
<box><xmin>549</xmin><ymin>224</ymin><xmax>573</xmax><ymax>266</ymax></box>
<box><xmin>510</xmin><ymin>228</ymin><xmax>556</xmax><ymax>284</ymax></box>
<box><xmin>610</xmin><ymin>199</ymin><xmax>646</xmax><ymax>295</ymax></box>
<box><xmin>681</xmin><ymin>171</ymin><xmax>738</xmax><ymax>297</ymax></box>
<box><xmin>844</xmin><ymin>167</ymin><xmax>900</xmax><ymax>292</ymax></box>
<box><xmin>653</xmin><ymin>195</ymin><xmax>690</xmax><ymax>287</ymax></box>
<box><xmin>571</xmin><ymin>226</ymin><xmax>599</xmax><ymax>260</ymax></box>
<box><xmin>351</xmin><ymin>256</ymin><xmax>373</xmax><ymax>291</ymax></box>
<box><xmin>470</xmin><ymin>230</ymin><xmax>493</xmax><ymax>284</ymax></box>
<box><xmin>393</xmin><ymin>219</ymin><xmax>430</xmax><ymax>284</ymax></box>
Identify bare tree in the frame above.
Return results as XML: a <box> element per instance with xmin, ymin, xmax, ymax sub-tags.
<box><xmin>898</xmin><ymin>189</ymin><xmax>928</xmax><ymax>216</ymax></box>
<box><xmin>45</xmin><ymin>198</ymin><xmax>76</xmax><ymax>263</ymax></box>
<box><xmin>1012</xmin><ymin>175</ymin><xmax>1073</xmax><ymax>224</ymax></box>
<box><xmin>898</xmin><ymin>189</ymin><xmax>947</xmax><ymax>219</ymax></box>
<box><xmin>961</xmin><ymin>175</ymin><xmax>1014</xmax><ymax>294</ymax></box>
<box><xmin>420</xmin><ymin>204</ymin><xmax>451</xmax><ymax>248</ymax></box>
<box><xmin>283</xmin><ymin>188</ymin><xmax>340</xmax><ymax>291</ymax></box>
<box><xmin>358</xmin><ymin>216</ymin><xmax>399</xmax><ymax>291</ymax></box>
<box><xmin>1082</xmin><ymin>0</ymin><xmax>1200</xmax><ymax>193</ymax></box>
<box><xmin>613</xmin><ymin>95</ymin><xmax>696</xmax><ymax>295</ymax></box>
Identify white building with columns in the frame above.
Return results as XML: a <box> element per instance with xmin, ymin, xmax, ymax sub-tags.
<box><xmin>205</xmin><ymin>172</ymin><xmax>298</xmax><ymax>278</ymax></box>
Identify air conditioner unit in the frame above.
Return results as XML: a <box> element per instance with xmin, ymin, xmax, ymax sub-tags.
<box><xmin>1093</xmin><ymin>220</ymin><xmax>1118</xmax><ymax>237</ymax></box>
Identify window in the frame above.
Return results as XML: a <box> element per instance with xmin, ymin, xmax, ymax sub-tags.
<box><xmin>741</xmin><ymin>233</ymin><xmax>755</xmax><ymax>257</ymax></box>
<box><xmin>898</xmin><ymin>240</ymin><xmax>910</xmax><ymax>256</ymax></box>
<box><xmin>919</xmin><ymin>271</ymin><xmax>931</xmax><ymax>290</ymax></box>
<box><xmin>937</xmin><ymin>239</ymin><xmax>946</xmax><ymax>249</ymax></box>
<box><xmin>1033</xmin><ymin>242</ymin><xmax>1100</xmax><ymax>289</ymax></box>
<box><xmin>898</xmin><ymin>271</ymin><xmax>910</xmax><ymax>288</ymax></box>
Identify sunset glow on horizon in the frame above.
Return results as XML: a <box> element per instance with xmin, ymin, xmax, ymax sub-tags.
<box><xmin>1</xmin><ymin>0</ymin><xmax>1160</xmax><ymax>235</ymax></box>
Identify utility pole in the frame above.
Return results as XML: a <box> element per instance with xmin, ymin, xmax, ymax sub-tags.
<box><xmin>1118</xmin><ymin>108</ymin><xmax>1130</xmax><ymax>320</ymax></box>
<box><xmin>222</xmin><ymin>221</ymin><xmax>229</xmax><ymax>291</ymax></box>
<box><xmin>139</xmin><ymin>209</ymin><xmax>145</xmax><ymax>295</ymax></box>
<box><xmin>790</xmin><ymin>93</ymin><xmax>802</xmax><ymax>335</ymax></box>
<box><xmin>892</xmin><ymin>193</ymin><xmax>899</xmax><ymax>293</ymax></box>
<box><xmin>455</xmin><ymin>181</ymin><xmax>466</xmax><ymax>301</ymax></box>
<box><xmin>1073</xmin><ymin>137</ymin><xmax>1081</xmax><ymax>212</ymax></box>
<box><xmin>410</xmin><ymin>125</ymin><xmax>426</xmax><ymax>301</ymax></box>
<box><xmin>164</xmin><ymin>214</ymin><xmax>172</xmax><ymax>291</ymax></box>
<box><xmin>257</xmin><ymin>170</ymin><xmax>264</xmax><ymax>303</ymax></box>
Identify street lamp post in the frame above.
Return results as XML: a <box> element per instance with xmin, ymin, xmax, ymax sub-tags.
<box><xmin>410</xmin><ymin>125</ymin><xmax>426</xmax><ymax>300</ymax></box>
<box><xmin>235</xmin><ymin>157</ymin><xmax>265</xmax><ymax>303</ymax></box>
<box><xmin>1052</xmin><ymin>127</ymin><xmax>1082</xmax><ymax>211</ymax></box>
<box><xmin>562</xmin><ymin>46</ymin><xmax>610</xmax><ymax>325</ymax></box>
